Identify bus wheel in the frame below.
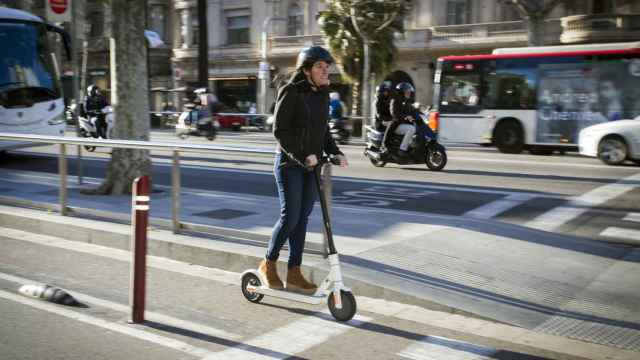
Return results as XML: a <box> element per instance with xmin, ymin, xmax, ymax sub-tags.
<box><xmin>495</xmin><ymin>121</ymin><xmax>524</xmax><ymax>154</ymax></box>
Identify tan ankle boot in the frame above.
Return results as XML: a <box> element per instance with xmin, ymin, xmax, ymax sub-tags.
<box><xmin>258</xmin><ymin>259</ymin><xmax>284</xmax><ymax>290</ymax></box>
<box><xmin>286</xmin><ymin>266</ymin><xmax>317</xmax><ymax>295</ymax></box>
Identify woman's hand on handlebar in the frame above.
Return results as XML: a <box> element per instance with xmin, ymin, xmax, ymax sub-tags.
<box><xmin>305</xmin><ymin>154</ymin><xmax>318</xmax><ymax>169</ymax></box>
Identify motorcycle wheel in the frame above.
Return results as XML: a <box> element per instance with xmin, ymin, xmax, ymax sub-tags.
<box><xmin>425</xmin><ymin>143</ymin><xmax>447</xmax><ymax>171</ymax></box>
<box><xmin>369</xmin><ymin>157</ymin><xmax>386</xmax><ymax>168</ymax></box>
<box><xmin>79</xmin><ymin>129</ymin><xmax>97</xmax><ymax>152</ymax></box>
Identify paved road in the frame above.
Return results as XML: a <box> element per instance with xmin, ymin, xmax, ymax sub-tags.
<box><xmin>2</xmin><ymin>128</ymin><xmax>639</xmax><ymax>246</ymax></box>
<box><xmin>0</xmin><ymin>228</ymin><xmax>551</xmax><ymax>360</ymax></box>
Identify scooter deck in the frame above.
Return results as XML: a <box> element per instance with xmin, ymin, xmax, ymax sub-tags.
<box><xmin>251</xmin><ymin>286</ymin><xmax>326</xmax><ymax>305</ymax></box>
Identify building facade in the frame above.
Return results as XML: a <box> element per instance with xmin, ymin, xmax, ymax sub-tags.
<box><xmin>3</xmin><ymin>0</ymin><xmax>639</xmax><ymax>114</ymax></box>
<box><xmin>170</xmin><ymin>0</ymin><xmax>640</xmax><ymax>114</ymax></box>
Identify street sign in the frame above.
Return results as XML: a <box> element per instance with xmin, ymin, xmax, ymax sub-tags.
<box><xmin>46</xmin><ymin>0</ymin><xmax>71</xmax><ymax>23</ymax></box>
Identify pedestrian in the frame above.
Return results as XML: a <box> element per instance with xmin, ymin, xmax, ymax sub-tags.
<box><xmin>258</xmin><ymin>46</ymin><xmax>348</xmax><ymax>295</ymax></box>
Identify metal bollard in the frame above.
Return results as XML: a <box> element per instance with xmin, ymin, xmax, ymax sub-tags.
<box><xmin>130</xmin><ymin>175</ymin><xmax>150</xmax><ymax>324</ymax></box>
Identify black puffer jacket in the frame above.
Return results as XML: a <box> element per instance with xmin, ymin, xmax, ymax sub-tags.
<box><xmin>273</xmin><ymin>73</ymin><xmax>343</xmax><ymax>167</ymax></box>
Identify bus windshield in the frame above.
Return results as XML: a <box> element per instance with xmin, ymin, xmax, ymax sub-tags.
<box><xmin>0</xmin><ymin>20</ymin><xmax>60</xmax><ymax>108</ymax></box>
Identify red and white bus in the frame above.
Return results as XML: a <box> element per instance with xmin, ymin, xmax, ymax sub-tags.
<box><xmin>430</xmin><ymin>42</ymin><xmax>640</xmax><ymax>154</ymax></box>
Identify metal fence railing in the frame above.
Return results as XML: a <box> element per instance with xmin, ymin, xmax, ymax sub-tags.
<box><xmin>0</xmin><ymin>132</ymin><xmax>299</xmax><ymax>236</ymax></box>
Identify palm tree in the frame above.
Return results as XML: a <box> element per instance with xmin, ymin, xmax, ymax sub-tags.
<box><xmin>318</xmin><ymin>0</ymin><xmax>409</xmax><ymax>117</ymax></box>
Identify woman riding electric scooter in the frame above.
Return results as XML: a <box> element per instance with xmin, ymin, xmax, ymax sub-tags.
<box><xmin>241</xmin><ymin>46</ymin><xmax>355</xmax><ymax>322</ymax></box>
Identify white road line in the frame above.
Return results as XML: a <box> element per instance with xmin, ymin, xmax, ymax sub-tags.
<box><xmin>526</xmin><ymin>173</ymin><xmax>640</xmax><ymax>232</ymax></box>
<box><xmin>202</xmin><ymin>313</ymin><xmax>371</xmax><ymax>360</ymax></box>
<box><xmin>0</xmin><ymin>289</ymin><xmax>214</xmax><ymax>358</ymax></box>
<box><xmin>599</xmin><ymin>227</ymin><xmax>640</xmax><ymax>245</ymax></box>
<box><xmin>398</xmin><ymin>336</ymin><xmax>497</xmax><ymax>360</ymax></box>
<box><xmin>0</xmin><ymin>227</ymin><xmax>239</xmax><ymax>284</ymax></box>
<box><xmin>623</xmin><ymin>213</ymin><xmax>640</xmax><ymax>223</ymax></box>
<box><xmin>0</xmin><ymin>271</ymin><xmax>240</xmax><ymax>341</ymax></box>
<box><xmin>463</xmin><ymin>193</ymin><xmax>534</xmax><ymax>219</ymax></box>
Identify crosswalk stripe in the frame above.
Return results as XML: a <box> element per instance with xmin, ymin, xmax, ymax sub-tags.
<box><xmin>600</xmin><ymin>227</ymin><xmax>640</xmax><ymax>245</ymax></box>
<box><xmin>464</xmin><ymin>193</ymin><xmax>534</xmax><ymax>219</ymax></box>
<box><xmin>0</xmin><ymin>289</ymin><xmax>214</xmax><ymax>357</ymax></box>
<box><xmin>398</xmin><ymin>335</ymin><xmax>497</xmax><ymax>360</ymax></box>
<box><xmin>623</xmin><ymin>213</ymin><xmax>640</xmax><ymax>223</ymax></box>
<box><xmin>526</xmin><ymin>173</ymin><xmax>640</xmax><ymax>232</ymax></box>
<box><xmin>202</xmin><ymin>313</ymin><xmax>371</xmax><ymax>360</ymax></box>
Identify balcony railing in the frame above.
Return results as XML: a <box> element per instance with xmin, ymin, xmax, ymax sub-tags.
<box><xmin>560</xmin><ymin>13</ymin><xmax>640</xmax><ymax>44</ymax></box>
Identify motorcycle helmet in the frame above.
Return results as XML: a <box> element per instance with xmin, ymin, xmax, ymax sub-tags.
<box><xmin>395</xmin><ymin>82</ymin><xmax>415</xmax><ymax>94</ymax></box>
<box><xmin>376</xmin><ymin>81</ymin><xmax>392</xmax><ymax>94</ymax></box>
<box><xmin>87</xmin><ymin>84</ymin><xmax>100</xmax><ymax>97</ymax></box>
<box><xmin>296</xmin><ymin>46</ymin><xmax>334</xmax><ymax>71</ymax></box>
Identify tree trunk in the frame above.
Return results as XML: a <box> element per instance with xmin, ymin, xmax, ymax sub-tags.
<box><xmin>526</xmin><ymin>13</ymin><xmax>546</xmax><ymax>46</ymax></box>
<box><xmin>86</xmin><ymin>0</ymin><xmax>151</xmax><ymax>195</ymax></box>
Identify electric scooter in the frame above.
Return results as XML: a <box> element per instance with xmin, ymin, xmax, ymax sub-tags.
<box><xmin>240</xmin><ymin>157</ymin><xmax>357</xmax><ymax>322</ymax></box>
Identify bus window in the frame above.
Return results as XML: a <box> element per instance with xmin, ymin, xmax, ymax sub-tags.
<box><xmin>439</xmin><ymin>62</ymin><xmax>481</xmax><ymax>114</ymax></box>
<box><xmin>596</xmin><ymin>53</ymin><xmax>640</xmax><ymax>120</ymax></box>
<box><xmin>487</xmin><ymin>59</ymin><xmax>538</xmax><ymax>110</ymax></box>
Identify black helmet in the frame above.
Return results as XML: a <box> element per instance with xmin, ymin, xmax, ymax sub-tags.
<box><xmin>395</xmin><ymin>82</ymin><xmax>415</xmax><ymax>93</ymax></box>
<box><xmin>376</xmin><ymin>81</ymin><xmax>393</xmax><ymax>94</ymax></box>
<box><xmin>296</xmin><ymin>46</ymin><xmax>334</xmax><ymax>71</ymax></box>
<box><xmin>87</xmin><ymin>84</ymin><xmax>100</xmax><ymax>97</ymax></box>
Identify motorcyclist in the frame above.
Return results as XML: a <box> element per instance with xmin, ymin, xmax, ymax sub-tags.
<box><xmin>389</xmin><ymin>82</ymin><xmax>417</xmax><ymax>158</ymax></box>
<box><xmin>374</xmin><ymin>81</ymin><xmax>394</xmax><ymax>153</ymax></box>
<box><xmin>83</xmin><ymin>84</ymin><xmax>109</xmax><ymax>138</ymax></box>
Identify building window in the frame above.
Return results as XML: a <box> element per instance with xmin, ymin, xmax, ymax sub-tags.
<box><xmin>226</xmin><ymin>10</ymin><xmax>250</xmax><ymax>45</ymax></box>
<box><xmin>287</xmin><ymin>3</ymin><xmax>303</xmax><ymax>36</ymax></box>
<box><xmin>89</xmin><ymin>11</ymin><xmax>104</xmax><ymax>37</ymax></box>
<box><xmin>446</xmin><ymin>0</ymin><xmax>469</xmax><ymax>25</ymax></box>
<box><xmin>192</xmin><ymin>12</ymin><xmax>199</xmax><ymax>46</ymax></box>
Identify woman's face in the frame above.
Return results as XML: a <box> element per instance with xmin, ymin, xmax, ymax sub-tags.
<box><xmin>304</xmin><ymin>61</ymin><xmax>330</xmax><ymax>87</ymax></box>
<box><xmin>599</xmin><ymin>81</ymin><xmax>619</xmax><ymax>101</ymax></box>
<box><xmin>404</xmin><ymin>90</ymin><xmax>412</xmax><ymax>99</ymax></box>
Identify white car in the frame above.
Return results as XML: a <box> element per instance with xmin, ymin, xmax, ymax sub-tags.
<box><xmin>578</xmin><ymin>119</ymin><xmax>640</xmax><ymax>165</ymax></box>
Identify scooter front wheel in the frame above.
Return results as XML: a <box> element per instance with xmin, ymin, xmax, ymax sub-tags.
<box><xmin>327</xmin><ymin>290</ymin><xmax>356</xmax><ymax>322</ymax></box>
<box><xmin>241</xmin><ymin>272</ymin><xmax>264</xmax><ymax>303</ymax></box>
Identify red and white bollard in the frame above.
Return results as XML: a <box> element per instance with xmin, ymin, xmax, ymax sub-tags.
<box><xmin>130</xmin><ymin>175</ymin><xmax>150</xmax><ymax>324</ymax></box>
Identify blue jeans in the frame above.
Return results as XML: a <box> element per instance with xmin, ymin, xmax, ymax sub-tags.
<box><xmin>266</xmin><ymin>153</ymin><xmax>317</xmax><ymax>268</ymax></box>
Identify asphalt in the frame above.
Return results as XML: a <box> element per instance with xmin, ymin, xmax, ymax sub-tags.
<box><xmin>0</xmin><ymin>166</ymin><xmax>639</xmax><ymax>358</ymax></box>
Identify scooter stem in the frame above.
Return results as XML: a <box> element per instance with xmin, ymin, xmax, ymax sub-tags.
<box><xmin>313</xmin><ymin>165</ymin><xmax>337</xmax><ymax>255</ymax></box>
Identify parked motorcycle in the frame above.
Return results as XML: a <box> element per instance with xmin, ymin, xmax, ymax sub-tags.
<box><xmin>175</xmin><ymin>108</ymin><xmax>218</xmax><ymax>140</ymax></box>
<box><xmin>78</xmin><ymin>105</ymin><xmax>114</xmax><ymax>152</ymax></box>
<box><xmin>364</xmin><ymin>114</ymin><xmax>447</xmax><ymax>171</ymax></box>
<box><xmin>329</xmin><ymin>117</ymin><xmax>351</xmax><ymax>145</ymax></box>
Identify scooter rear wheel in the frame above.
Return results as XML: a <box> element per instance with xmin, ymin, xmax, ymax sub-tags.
<box><xmin>241</xmin><ymin>272</ymin><xmax>264</xmax><ymax>303</ymax></box>
<box><xmin>425</xmin><ymin>143</ymin><xmax>447</xmax><ymax>171</ymax></box>
<box><xmin>327</xmin><ymin>290</ymin><xmax>357</xmax><ymax>322</ymax></box>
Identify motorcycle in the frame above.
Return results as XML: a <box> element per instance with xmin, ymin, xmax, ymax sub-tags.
<box><xmin>78</xmin><ymin>105</ymin><xmax>114</xmax><ymax>152</ymax></box>
<box><xmin>329</xmin><ymin>117</ymin><xmax>351</xmax><ymax>145</ymax></box>
<box><xmin>175</xmin><ymin>108</ymin><xmax>218</xmax><ymax>141</ymax></box>
<box><xmin>364</xmin><ymin>113</ymin><xmax>447</xmax><ymax>171</ymax></box>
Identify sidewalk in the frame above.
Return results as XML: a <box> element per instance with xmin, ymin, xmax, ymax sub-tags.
<box><xmin>0</xmin><ymin>168</ymin><xmax>639</xmax><ymax>356</ymax></box>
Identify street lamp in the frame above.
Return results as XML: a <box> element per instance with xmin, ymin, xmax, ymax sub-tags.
<box><xmin>259</xmin><ymin>16</ymin><xmax>286</xmax><ymax>114</ymax></box>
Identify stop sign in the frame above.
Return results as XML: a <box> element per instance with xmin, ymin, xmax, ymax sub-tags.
<box><xmin>49</xmin><ymin>0</ymin><xmax>68</xmax><ymax>15</ymax></box>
